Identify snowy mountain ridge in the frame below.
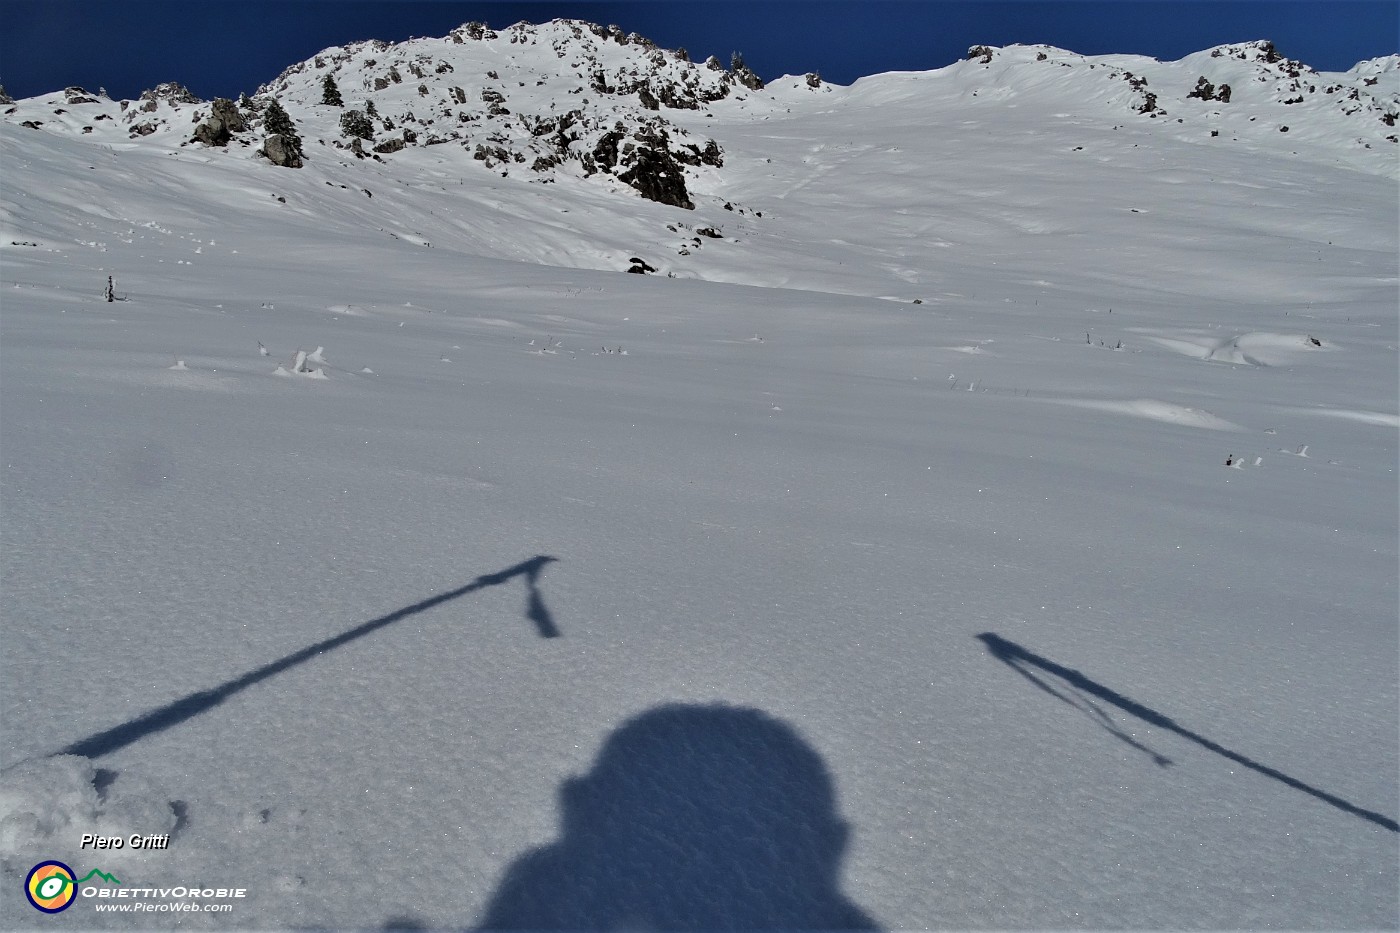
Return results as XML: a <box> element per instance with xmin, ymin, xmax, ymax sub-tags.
<box><xmin>2</xmin><ymin>22</ymin><xmax>1396</xmax><ymax>295</ymax></box>
<box><xmin>5</xmin><ymin>22</ymin><xmax>1397</xmax><ymax>198</ymax></box>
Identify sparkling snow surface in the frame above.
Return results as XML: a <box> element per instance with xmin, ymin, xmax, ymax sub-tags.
<box><xmin>2</xmin><ymin>33</ymin><xmax>1397</xmax><ymax>930</ymax></box>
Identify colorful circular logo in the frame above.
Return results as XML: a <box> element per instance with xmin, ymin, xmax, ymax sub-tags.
<box><xmin>25</xmin><ymin>861</ymin><xmax>77</xmax><ymax>913</ymax></box>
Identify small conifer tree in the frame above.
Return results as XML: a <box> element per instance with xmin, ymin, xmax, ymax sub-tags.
<box><xmin>322</xmin><ymin>73</ymin><xmax>343</xmax><ymax>107</ymax></box>
<box><xmin>263</xmin><ymin>98</ymin><xmax>294</xmax><ymax>136</ymax></box>
<box><xmin>262</xmin><ymin>99</ymin><xmax>302</xmax><ymax>153</ymax></box>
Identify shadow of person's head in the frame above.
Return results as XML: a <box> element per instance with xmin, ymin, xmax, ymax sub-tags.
<box><xmin>477</xmin><ymin>702</ymin><xmax>877</xmax><ymax>931</ymax></box>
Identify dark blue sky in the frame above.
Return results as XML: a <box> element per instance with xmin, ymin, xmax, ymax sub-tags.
<box><xmin>2</xmin><ymin>1</ymin><xmax>1395</xmax><ymax>102</ymax></box>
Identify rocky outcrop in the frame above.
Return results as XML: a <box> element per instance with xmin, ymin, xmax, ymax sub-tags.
<box><xmin>1187</xmin><ymin>76</ymin><xmax>1232</xmax><ymax>103</ymax></box>
<box><xmin>587</xmin><ymin>127</ymin><xmax>624</xmax><ymax>172</ymax></box>
<box><xmin>730</xmin><ymin>53</ymin><xmax>764</xmax><ymax>91</ymax></box>
<box><xmin>1122</xmin><ymin>72</ymin><xmax>1167</xmax><ymax>117</ymax></box>
<box><xmin>140</xmin><ymin>82</ymin><xmax>201</xmax><ymax>105</ymax></box>
<box><xmin>240</xmin><ymin>18</ymin><xmax>737</xmax><ymax>206</ymax></box>
<box><xmin>451</xmin><ymin>21</ymin><xmax>497</xmax><ymax>42</ymax></box>
<box><xmin>1210</xmin><ymin>40</ymin><xmax>1315</xmax><ymax>78</ymax></box>
<box><xmin>193</xmin><ymin>98</ymin><xmax>246</xmax><ymax>146</ymax></box>
<box><xmin>618</xmin><ymin>144</ymin><xmax>692</xmax><ymax>209</ymax></box>
<box><xmin>673</xmin><ymin>139</ymin><xmax>723</xmax><ymax>167</ymax></box>
<box><xmin>262</xmin><ymin>134</ymin><xmax>303</xmax><ymax>168</ymax></box>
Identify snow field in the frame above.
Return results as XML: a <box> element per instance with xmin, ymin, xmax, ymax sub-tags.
<box><xmin>2</xmin><ymin>30</ymin><xmax>1397</xmax><ymax>929</ymax></box>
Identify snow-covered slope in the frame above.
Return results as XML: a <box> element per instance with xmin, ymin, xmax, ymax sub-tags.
<box><xmin>1</xmin><ymin>26</ymin><xmax>1396</xmax><ymax>292</ymax></box>
<box><xmin>1</xmin><ymin>21</ymin><xmax>1397</xmax><ymax>931</ymax></box>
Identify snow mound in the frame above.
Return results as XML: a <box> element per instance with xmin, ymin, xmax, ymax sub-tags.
<box><xmin>1285</xmin><ymin>407</ymin><xmax>1400</xmax><ymax>428</ymax></box>
<box><xmin>0</xmin><ymin>756</ymin><xmax>178</xmax><ymax>864</ymax></box>
<box><xmin>1040</xmin><ymin>397</ymin><xmax>1242</xmax><ymax>430</ymax></box>
<box><xmin>1143</xmin><ymin>331</ymin><xmax>1331</xmax><ymax>366</ymax></box>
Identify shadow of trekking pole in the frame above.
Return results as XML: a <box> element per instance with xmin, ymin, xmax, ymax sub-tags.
<box><xmin>976</xmin><ymin>632</ymin><xmax>1397</xmax><ymax>833</ymax></box>
<box><xmin>62</xmin><ymin>556</ymin><xmax>560</xmax><ymax>759</ymax></box>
